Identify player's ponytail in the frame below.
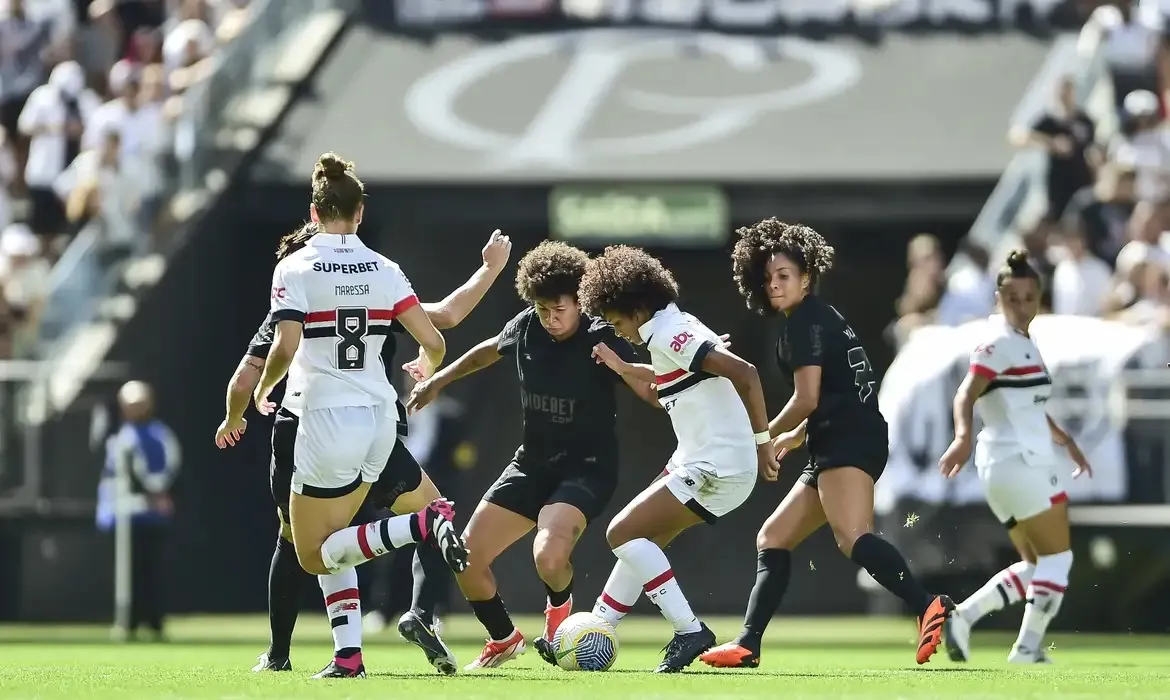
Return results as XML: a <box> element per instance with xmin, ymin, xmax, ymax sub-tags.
<box><xmin>310</xmin><ymin>152</ymin><xmax>365</xmax><ymax>224</ymax></box>
<box><xmin>995</xmin><ymin>249</ymin><xmax>1041</xmax><ymax>288</ymax></box>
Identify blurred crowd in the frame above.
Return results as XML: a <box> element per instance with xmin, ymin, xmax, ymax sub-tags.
<box><xmin>892</xmin><ymin>0</ymin><xmax>1170</xmax><ymax>346</ymax></box>
<box><xmin>0</xmin><ymin>0</ymin><xmax>251</xmax><ymax>358</ymax></box>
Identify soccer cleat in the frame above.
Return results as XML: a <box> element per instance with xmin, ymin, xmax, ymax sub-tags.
<box><xmin>700</xmin><ymin>641</ymin><xmax>760</xmax><ymax>668</ymax></box>
<box><xmin>251</xmin><ymin>652</ymin><xmax>291</xmax><ymax>672</ymax></box>
<box><xmin>312</xmin><ymin>659</ymin><xmax>366</xmax><ymax>678</ymax></box>
<box><xmin>464</xmin><ymin>629</ymin><xmax>526</xmax><ymax>670</ymax></box>
<box><xmin>943</xmin><ymin>609</ymin><xmax>972</xmax><ymax>663</ymax></box>
<box><xmin>398</xmin><ymin>610</ymin><xmax>458</xmax><ymax>675</ymax></box>
<box><xmin>543</xmin><ymin>596</ymin><xmax>573</xmax><ymax>642</ymax></box>
<box><xmin>533</xmin><ymin>637</ymin><xmax>558</xmax><ymax>667</ymax></box>
<box><xmin>418</xmin><ymin>499</ymin><xmax>470</xmax><ymax>573</ymax></box>
<box><xmin>1008</xmin><ymin>646</ymin><xmax>1053</xmax><ymax>664</ymax></box>
<box><xmin>656</xmin><ymin>623</ymin><xmax>716</xmax><ymax>673</ymax></box>
<box><xmin>916</xmin><ymin>595</ymin><xmax>955</xmax><ymax>665</ymax></box>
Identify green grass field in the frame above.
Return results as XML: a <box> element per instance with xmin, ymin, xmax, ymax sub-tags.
<box><xmin>0</xmin><ymin>615</ymin><xmax>1165</xmax><ymax>699</ymax></box>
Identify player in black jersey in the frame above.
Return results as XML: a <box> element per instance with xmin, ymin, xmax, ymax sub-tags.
<box><xmin>405</xmin><ymin>241</ymin><xmax>658</xmax><ymax>670</ymax></box>
<box><xmin>215</xmin><ymin>225</ymin><xmax>511</xmax><ymax>677</ymax></box>
<box><xmin>701</xmin><ymin>218</ymin><xmax>953</xmax><ymax>669</ymax></box>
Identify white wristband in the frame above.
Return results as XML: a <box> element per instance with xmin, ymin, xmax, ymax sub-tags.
<box><xmin>754</xmin><ymin>431</ymin><xmax>771</xmax><ymax>445</ymax></box>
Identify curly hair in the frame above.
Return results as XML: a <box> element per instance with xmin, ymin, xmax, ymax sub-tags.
<box><xmin>731</xmin><ymin>218</ymin><xmax>836</xmax><ymax>315</ymax></box>
<box><xmin>275</xmin><ymin>222</ymin><xmax>317</xmax><ymax>260</ymax></box>
<box><xmin>514</xmin><ymin>240</ymin><xmax>590</xmax><ymax>303</ymax></box>
<box><xmin>578</xmin><ymin>245</ymin><xmax>680</xmax><ymax>318</ymax></box>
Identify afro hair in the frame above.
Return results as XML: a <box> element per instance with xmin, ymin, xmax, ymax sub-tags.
<box><xmin>731</xmin><ymin>218</ymin><xmax>835</xmax><ymax>315</ymax></box>
<box><xmin>514</xmin><ymin>240</ymin><xmax>590</xmax><ymax>303</ymax></box>
<box><xmin>578</xmin><ymin>245</ymin><xmax>680</xmax><ymax>318</ymax></box>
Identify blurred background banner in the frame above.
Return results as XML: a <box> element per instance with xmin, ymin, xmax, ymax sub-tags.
<box><xmin>3</xmin><ymin>0</ymin><xmax>1170</xmax><ymax>637</ymax></box>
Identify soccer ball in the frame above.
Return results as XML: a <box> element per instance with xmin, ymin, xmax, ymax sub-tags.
<box><xmin>551</xmin><ymin>612</ymin><xmax>619</xmax><ymax>671</ymax></box>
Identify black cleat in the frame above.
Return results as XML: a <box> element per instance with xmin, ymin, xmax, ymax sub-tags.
<box><xmin>419</xmin><ymin>499</ymin><xmax>470</xmax><ymax>573</ymax></box>
<box><xmin>312</xmin><ymin>660</ymin><xmax>365</xmax><ymax>678</ymax></box>
<box><xmin>252</xmin><ymin>652</ymin><xmax>291</xmax><ymax>672</ymax></box>
<box><xmin>398</xmin><ymin>610</ymin><xmax>458</xmax><ymax>675</ymax></box>
<box><xmin>655</xmin><ymin>623</ymin><xmax>716</xmax><ymax>673</ymax></box>
<box><xmin>533</xmin><ymin>637</ymin><xmax>558</xmax><ymax>667</ymax></box>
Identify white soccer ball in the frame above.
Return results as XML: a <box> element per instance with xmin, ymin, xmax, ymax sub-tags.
<box><xmin>551</xmin><ymin>612</ymin><xmax>619</xmax><ymax>671</ymax></box>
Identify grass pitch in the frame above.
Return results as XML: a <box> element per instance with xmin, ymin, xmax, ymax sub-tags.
<box><xmin>0</xmin><ymin>614</ymin><xmax>1165</xmax><ymax>699</ymax></box>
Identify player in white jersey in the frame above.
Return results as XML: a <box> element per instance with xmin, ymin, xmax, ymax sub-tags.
<box><xmin>938</xmin><ymin>250</ymin><xmax>1092</xmax><ymax>665</ymax></box>
<box><xmin>252</xmin><ymin>153</ymin><xmax>469</xmax><ymax>677</ymax></box>
<box><xmin>580</xmin><ymin>245</ymin><xmax>777</xmax><ymax>673</ymax></box>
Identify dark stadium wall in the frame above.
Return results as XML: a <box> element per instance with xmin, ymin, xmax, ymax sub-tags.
<box><xmin>51</xmin><ymin>181</ymin><xmax>969</xmax><ymax>621</ymax></box>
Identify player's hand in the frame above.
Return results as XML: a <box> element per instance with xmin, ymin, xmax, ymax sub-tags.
<box><xmin>401</xmin><ymin>348</ymin><xmax>429</xmax><ymax>382</ymax></box>
<box><xmin>772</xmin><ymin>420</ymin><xmax>807</xmax><ymax>461</ymax></box>
<box><xmin>757</xmin><ymin>443</ymin><xmax>780</xmax><ymax>482</ymax></box>
<box><xmin>718</xmin><ymin>333</ymin><xmax>731</xmax><ymax>348</ymax></box>
<box><xmin>1067</xmin><ymin>440</ymin><xmax>1093</xmax><ymax>478</ymax></box>
<box><xmin>482</xmin><ymin>229</ymin><xmax>512</xmax><ymax>272</ymax></box>
<box><xmin>253</xmin><ymin>386</ymin><xmax>276</xmax><ymax>416</ymax></box>
<box><xmin>214</xmin><ymin>415</ymin><xmax>247</xmax><ymax>448</ymax></box>
<box><xmin>406</xmin><ymin>378</ymin><xmax>440</xmax><ymax>414</ymax></box>
<box><xmin>592</xmin><ymin>342</ymin><xmax>628</xmax><ymax>374</ymax></box>
<box><xmin>938</xmin><ymin>437</ymin><xmax>972</xmax><ymax>478</ymax></box>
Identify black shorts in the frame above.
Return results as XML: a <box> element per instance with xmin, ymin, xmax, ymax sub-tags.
<box><xmin>798</xmin><ymin>416</ymin><xmax>889</xmax><ymax>489</ymax></box>
<box><xmin>482</xmin><ymin>450</ymin><xmax>618</xmax><ymax>524</ymax></box>
<box><xmin>270</xmin><ymin>405</ymin><xmax>422</xmax><ymax>525</ymax></box>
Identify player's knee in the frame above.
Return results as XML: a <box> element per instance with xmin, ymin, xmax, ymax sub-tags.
<box><xmin>828</xmin><ymin>524</ymin><xmax>866</xmax><ymax>557</ymax></box>
<box><xmin>295</xmin><ymin>546</ymin><xmax>329</xmax><ymax>576</ymax></box>
<box><xmin>533</xmin><ymin>538</ymin><xmax>572</xmax><ymax>580</ymax></box>
<box><xmin>605</xmin><ymin>517</ymin><xmax>632</xmax><ymax>549</ymax></box>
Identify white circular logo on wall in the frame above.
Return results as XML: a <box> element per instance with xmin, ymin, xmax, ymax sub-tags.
<box><xmin>403</xmin><ymin>29</ymin><xmax>862</xmax><ymax>171</ymax></box>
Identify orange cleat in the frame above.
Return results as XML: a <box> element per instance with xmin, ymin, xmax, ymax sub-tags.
<box><xmin>700</xmin><ymin>642</ymin><xmax>760</xmax><ymax>669</ymax></box>
<box><xmin>916</xmin><ymin>595</ymin><xmax>955</xmax><ymax>665</ymax></box>
<box><xmin>542</xmin><ymin>596</ymin><xmax>573</xmax><ymax>642</ymax></box>
<box><xmin>464</xmin><ymin>629</ymin><xmax>526</xmax><ymax>670</ymax></box>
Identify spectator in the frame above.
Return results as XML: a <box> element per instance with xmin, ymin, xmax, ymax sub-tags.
<box><xmin>1009</xmin><ymin>76</ymin><xmax>1099</xmax><ymax>222</ymax></box>
<box><xmin>1052</xmin><ymin>221</ymin><xmax>1114</xmax><ymax>316</ymax></box>
<box><xmin>1113</xmin><ymin>90</ymin><xmax>1170</xmax><ymax>207</ymax></box>
<box><xmin>88</xmin><ymin>0</ymin><xmax>166</xmax><ymax>58</ymax></box>
<box><xmin>17</xmin><ymin>59</ymin><xmax>99</xmax><ymax>240</ymax></box>
<box><xmin>0</xmin><ymin>222</ymin><xmax>50</xmax><ymax>351</ymax></box>
<box><xmin>888</xmin><ymin>234</ymin><xmax>945</xmax><ymax>347</ymax></box>
<box><xmin>1089</xmin><ymin>0</ymin><xmax>1170</xmax><ymax>117</ymax></box>
<box><xmin>1062</xmin><ymin>160</ymin><xmax>1138</xmax><ymax>265</ymax></box>
<box><xmin>936</xmin><ymin>238</ymin><xmax>995</xmax><ymax>326</ymax></box>
<box><xmin>96</xmin><ymin>380</ymin><xmax>180</xmax><ymax>641</ymax></box>
<box><xmin>0</xmin><ymin>0</ymin><xmax>53</xmax><ymax>194</ymax></box>
<box><xmin>56</xmin><ymin>126</ymin><xmax>150</xmax><ymax>259</ymax></box>
<box><xmin>0</xmin><ymin>127</ymin><xmax>15</xmax><ymax>230</ymax></box>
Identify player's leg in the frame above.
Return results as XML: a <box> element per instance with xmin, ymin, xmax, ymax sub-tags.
<box><xmin>816</xmin><ymin>465</ymin><xmax>952</xmax><ymax>665</ymax></box>
<box><xmin>702</xmin><ymin>477</ymin><xmax>826</xmax><ymax>668</ymax></box>
<box><xmin>255</xmin><ymin>411</ymin><xmax>305</xmax><ymax>672</ymax></box>
<box><xmin>606</xmin><ymin>464</ymin><xmax>754</xmax><ymax>673</ymax></box>
<box><xmin>945</xmin><ymin>526</ymin><xmax>1037</xmax><ymax>663</ymax></box>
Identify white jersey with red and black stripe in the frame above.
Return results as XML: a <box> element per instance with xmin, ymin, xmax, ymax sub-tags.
<box><xmin>638</xmin><ymin>303</ymin><xmax>755</xmax><ymax>477</ymax></box>
<box><xmin>269</xmin><ymin>233</ymin><xmax>418</xmax><ymax>416</ymax></box>
<box><xmin>969</xmin><ymin>315</ymin><xmax>1056</xmax><ymax>468</ymax></box>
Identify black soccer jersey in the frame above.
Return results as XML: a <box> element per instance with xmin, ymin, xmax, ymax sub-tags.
<box><xmin>496</xmin><ymin>307</ymin><xmax>639</xmax><ymax>461</ymax></box>
<box><xmin>776</xmin><ymin>295</ymin><xmax>882</xmax><ymax>436</ymax></box>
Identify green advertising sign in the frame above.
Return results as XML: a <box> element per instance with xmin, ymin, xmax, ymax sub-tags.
<box><xmin>550</xmin><ymin>186</ymin><xmax>728</xmax><ymax>247</ymax></box>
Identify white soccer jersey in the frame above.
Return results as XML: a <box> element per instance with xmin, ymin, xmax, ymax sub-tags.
<box><xmin>969</xmin><ymin>315</ymin><xmax>1056</xmax><ymax>467</ymax></box>
<box><xmin>638</xmin><ymin>303</ymin><xmax>755</xmax><ymax>477</ymax></box>
<box><xmin>269</xmin><ymin>233</ymin><xmax>418</xmax><ymax>416</ymax></box>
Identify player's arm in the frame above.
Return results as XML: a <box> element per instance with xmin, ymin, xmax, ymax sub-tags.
<box><xmin>406</xmin><ymin>335</ymin><xmax>502</xmax><ymax>413</ymax></box>
<box><xmin>603</xmin><ymin>329</ymin><xmax>660</xmax><ymax>407</ymax></box>
<box><xmin>422</xmin><ymin>230</ymin><xmax>511</xmax><ymax>329</ymax></box>
<box><xmin>398</xmin><ymin>303</ymin><xmax>446</xmax><ymax>377</ymax></box>
<box><xmin>768</xmin><ymin>316</ymin><xmax>822</xmax><ymax>438</ymax></box>
<box><xmin>226</xmin><ymin>354</ymin><xmax>264</xmax><ymax>420</ymax></box>
<box><xmin>939</xmin><ymin>343</ymin><xmax>1002</xmax><ymax>477</ymax></box>
<box><xmin>255</xmin><ymin>265</ymin><xmax>307</xmax><ymax>412</ymax></box>
<box><xmin>258</xmin><ymin>321</ymin><xmax>302</xmax><ymax>397</ymax></box>
<box><xmin>697</xmin><ymin>345</ymin><xmax>770</xmax><ymax>440</ymax></box>
<box><xmin>1047</xmin><ymin>414</ymin><xmax>1093</xmax><ymax>478</ymax></box>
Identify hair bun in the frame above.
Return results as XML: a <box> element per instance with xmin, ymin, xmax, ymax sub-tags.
<box><xmin>1006</xmin><ymin>249</ymin><xmax>1031</xmax><ymax>271</ymax></box>
<box><xmin>314</xmin><ymin>152</ymin><xmax>351</xmax><ymax>181</ymax></box>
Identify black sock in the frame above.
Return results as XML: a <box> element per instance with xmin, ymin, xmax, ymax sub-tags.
<box><xmin>544</xmin><ymin>577</ymin><xmax>573</xmax><ymax>608</ymax></box>
<box><xmin>336</xmin><ymin>647</ymin><xmax>360</xmax><ymax>659</ymax></box>
<box><xmin>267</xmin><ymin>536</ymin><xmax>306</xmax><ymax>659</ymax></box>
<box><xmin>737</xmin><ymin>549</ymin><xmax>791</xmax><ymax>649</ymax></box>
<box><xmin>410</xmin><ymin>543</ymin><xmax>449</xmax><ymax>626</ymax></box>
<box><xmin>469</xmin><ymin>593</ymin><xmax>515</xmax><ymax>641</ymax></box>
<box><xmin>850</xmin><ymin>533</ymin><xmax>931</xmax><ymax>614</ymax></box>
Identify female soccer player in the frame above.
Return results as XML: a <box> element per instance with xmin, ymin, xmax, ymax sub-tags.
<box><xmin>938</xmin><ymin>250</ymin><xmax>1091</xmax><ymax>664</ymax></box>
<box><xmin>581</xmin><ymin>245</ymin><xmax>776</xmax><ymax>673</ymax></box>
<box><xmin>250</xmin><ymin>153</ymin><xmax>470</xmax><ymax>678</ymax></box>
<box><xmin>406</xmin><ymin>241</ymin><xmax>658</xmax><ymax>670</ymax></box>
<box><xmin>215</xmin><ymin>225</ymin><xmax>511</xmax><ymax>676</ymax></box>
<box><xmin>700</xmin><ymin>218</ymin><xmax>951</xmax><ymax>669</ymax></box>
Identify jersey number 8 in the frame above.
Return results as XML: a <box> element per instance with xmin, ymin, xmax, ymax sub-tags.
<box><xmin>847</xmin><ymin>346</ymin><xmax>876</xmax><ymax>403</ymax></box>
<box><xmin>335</xmin><ymin>307</ymin><xmax>368</xmax><ymax>371</ymax></box>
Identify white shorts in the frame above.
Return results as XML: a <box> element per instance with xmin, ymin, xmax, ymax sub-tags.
<box><xmin>663</xmin><ymin>461</ymin><xmax>756</xmax><ymax>524</ymax></box>
<box><xmin>291</xmin><ymin>405</ymin><xmax>398</xmax><ymax>497</ymax></box>
<box><xmin>976</xmin><ymin>456</ymin><xmax>1071</xmax><ymax>526</ymax></box>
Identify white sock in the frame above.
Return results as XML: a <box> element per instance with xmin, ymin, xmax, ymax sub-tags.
<box><xmin>320</xmin><ymin>514</ymin><xmax>417</xmax><ymax>572</ymax></box>
<box><xmin>958</xmin><ymin>560</ymin><xmax>1035</xmax><ymax>625</ymax></box>
<box><xmin>592</xmin><ymin>560</ymin><xmax>642</xmax><ymax>628</ymax></box>
<box><xmin>1015</xmin><ymin>550</ymin><xmax>1072</xmax><ymax>654</ymax></box>
<box><xmin>612</xmin><ymin>538</ymin><xmax>701</xmax><ymax>634</ymax></box>
<box><xmin>319</xmin><ymin>568</ymin><xmax>362</xmax><ymax>655</ymax></box>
